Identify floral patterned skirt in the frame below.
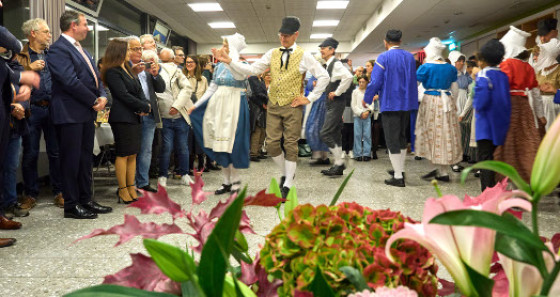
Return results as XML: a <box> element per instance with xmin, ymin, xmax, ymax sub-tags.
<box><xmin>415</xmin><ymin>94</ymin><xmax>462</xmax><ymax>165</ymax></box>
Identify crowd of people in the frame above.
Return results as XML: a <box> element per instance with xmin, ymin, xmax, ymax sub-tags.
<box><xmin>0</xmin><ymin>8</ymin><xmax>559</xmax><ymax>248</ymax></box>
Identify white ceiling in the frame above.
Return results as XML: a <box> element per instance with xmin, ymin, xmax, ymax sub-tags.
<box><xmin>124</xmin><ymin>0</ymin><xmax>559</xmax><ymax>64</ymax></box>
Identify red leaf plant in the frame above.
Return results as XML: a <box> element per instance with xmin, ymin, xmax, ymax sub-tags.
<box><xmin>240</xmin><ymin>251</ymin><xmax>283</xmax><ymax>297</ymax></box>
<box><xmin>73</xmin><ymin>214</ymin><xmax>185</xmax><ymax>247</ymax></box>
<box><xmin>129</xmin><ymin>185</ymin><xmax>186</xmax><ymax>220</ymax></box>
<box><xmin>102</xmin><ymin>253</ymin><xmax>181</xmax><ymax>295</ymax></box>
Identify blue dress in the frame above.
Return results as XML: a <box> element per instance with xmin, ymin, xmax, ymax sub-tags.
<box><xmin>305</xmin><ymin>77</ymin><xmax>329</xmax><ymax>152</ymax></box>
<box><xmin>190</xmin><ymin>63</ymin><xmax>250</xmax><ymax>169</ymax></box>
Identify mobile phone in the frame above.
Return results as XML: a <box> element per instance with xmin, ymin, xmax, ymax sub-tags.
<box><xmin>145</xmin><ymin>62</ymin><xmax>152</xmax><ymax>69</ymax></box>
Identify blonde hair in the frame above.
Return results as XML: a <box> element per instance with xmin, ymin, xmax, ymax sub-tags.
<box><xmin>22</xmin><ymin>18</ymin><xmax>47</xmax><ymax>37</ymax></box>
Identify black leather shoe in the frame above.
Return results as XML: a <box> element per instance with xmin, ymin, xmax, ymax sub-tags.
<box><xmin>372</xmin><ymin>152</ymin><xmax>378</xmax><ymax>160</ymax></box>
<box><xmin>140</xmin><ymin>185</ymin><xmax>158</xmax><ymax>193</ymax></box>
<box><xmin>387</xmin><ymin>170</ymin><xmax>406</xmax><ymax>180</ymax></box>
<box><xmin>215</xmin><ymin>184</ymin><xmax>232</xmax><ymax>195</ymax></box>
<box><xmin>385</xmin><ymin>177</ymin><xmax>405</xmax><ymax>187</ymax></box>
<box><xmin>280</xmin><ymin>176</ymin><xmax>286</xmax><ymax>188</ymax></box>
<box><xmin>421</xmin><ymin>170</ymin><xmax>438</xmax><ymax>180</ymax></box>
<box><xmin>281</xmin><ymin>186</ymin><xmax>290</xmax><ymax>200</ymax></box>
<box><xmin>64</xmin><ymin>205</ymin><xmax>98</xmax><ymax>219</ymax></box>
<box><xmin>474</xmin><ymin>170</ymin><xmax>481</xmax><ymax>178</ymax></box>
<box><xmin>363</xmin><ymin>156</ymin><xmax>371</xmax><ymax>162</ymax></box>
<box><xmin>435</xmin><ymin>175</ymin><xmax>450</xmax><ymax>182</ymax></box>
<box><xmin>82</xmin><ymin>201</ymin><xmax>113</xmax><ymax>214</ymax></box>
<box><xmin>414</xmin><ymin>156</ymin><xmax>422</xmax><ymax>161</ymax></box>
<box><xmin>257</xmin><ymin>154</ymin><xmax>267</xmax><ymax>159</ymax></box>
<box><xmin>250</xmin><ymin>156</ymin><xmax>261</xmax><ymax>162</ymax></box>
<box><xmin>355</xmin><ymin>157</ymin><xmax>363</xmax><ymax>161</ymax></box>
<box><xmin>310</xmin><ymin>158</ymin><xmax>330</xmax><ymax>166</ymax></box>
<box><xmin>322</xmin><ymin>164</ymin><xmax>345</xmax><ymax>176</ymax></box>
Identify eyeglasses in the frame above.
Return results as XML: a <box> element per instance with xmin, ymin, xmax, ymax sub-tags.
<box><xmin>128</xmin><ymin>47</ymin><xmax>143</xmax><ymax>52</ymax></box>
<box><xmin>35</xmin><ymin>29</ymin><xmax>51</xmax><ymax>35</ymax></box>
<box><xmin>185</xmin><ymin>61</ymin><xmax>195</xmax><ymax>64</ymax></box>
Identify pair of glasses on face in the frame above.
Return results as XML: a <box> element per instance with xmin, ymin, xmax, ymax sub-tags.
<box><xmin>35</xmin><ymin>29</ymin><xmax>51</xmax><ymax>35</ymax></box>
<box><xmin>185</xmin><ymin>61</ymin><xmax>196</xmax><ymax>64</ymax></box>
<box><xmin>129</xmin><ymin>47</ymin><xmax>143</xmax><ymax>52</ymax></box>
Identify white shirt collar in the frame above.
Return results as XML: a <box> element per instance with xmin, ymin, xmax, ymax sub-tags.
<box><xmin>61</xmin><ymin>33</ymin><xmax>77</xmax><ymax>46</ymax></box>
<box><xmin>326</xmin><ymin>56</ymin><xmax>335</xmax><ymax>66</ymax></box>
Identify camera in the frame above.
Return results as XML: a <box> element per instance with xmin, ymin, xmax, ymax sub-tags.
<box><xmin>340</xmin><ymin>59</ymin><xmax>349</xmax><ymax>63</ymax></box>
<box><xmin>145</xmin><ymin>62</ymin><xmax>152</xmax><ymax>69</ymax></box>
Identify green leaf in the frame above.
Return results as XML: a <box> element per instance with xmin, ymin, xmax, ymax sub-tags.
<box><xmin>143</xmin><ymin>239</ymin><xmax>196</xmax><ymax>283</ymax></box>
<box><xmin>495</xmin><ymin>233</ymin><xmax>548</xmax><ymax>279</ymax></box>
<box><xmin>463</xmin><ymin>261</ymin><xmax>494</xmax><ymax>297</ymax></box>
<box><xmin>234</xmin><ymin>230</ymin><xmax>249</xmax><ymax>252</ymax></box>
<box><xmin>223</xmin><ymin>274</ymin><xmax>257</xmax><ymax>297</ymax></box>
<box><xmin>339</xmin><ymin>266</ymin><xmax>369</xmax><ymax>292</ymax></box>
<box><xmin>308</xmin><ymin>266</ymin><xmax>336</xmax><ymax>297</ymax></box>
<box><xmin>284</xmin><ymin>186</ymin><xmax>299</xmax><ymax>217</ymax></box>
<box><xmin>460</xmin><ymin>161</ymin><xmax>531</xmax><ymax>195</ymax></box>
<box><xmin>329</xmin><ymin>169</ymin><xmax>355</xmax><ymax>206</ymax></box>
<box><xmin>181</xmin><ymin>281</ymin><xmax>205</xmax><ymax>297</ymax></box>
<box><xmin>197</xmin><ymin>187</ymin><xmax>246</xmax><ymax>297</ymax></box>
<box><xmin>430</xmin><ymin>210</ymin><xmax>549</xmax><ymax>252</ymax></box>
<box><xmin>63</xmin><ymin>285</ymin><xmax>178</xmax><ymax>297</ymax></box>
<box><xmin>269</xmin><ymin>178</ymin><xmax>284</xmax><ymax>220</ymax></box>
<box><xmin>231</xmin><ymin>248</ymin><xmax>253</xmax><ymax>265</ymax></box>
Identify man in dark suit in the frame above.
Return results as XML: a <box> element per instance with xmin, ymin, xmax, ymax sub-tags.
<box><xmin>47</xmin><ymin>11</ymin><xmax>112</xmax><ymax>219</ymax></box>
<box><xmin>129</xmin><ymin>40</ymin><xmax>165</xmax><ymax>193</ymax></box>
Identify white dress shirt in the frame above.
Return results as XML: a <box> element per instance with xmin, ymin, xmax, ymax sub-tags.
<box><xmin>227</xmin><ymin>43</ymin><xmax>330</xmax><ymax>102</ymax></box>
<box><xmin>325</xmin><ymin>56</ymin><xmax>354</xmax><ymax>97</ymax></box>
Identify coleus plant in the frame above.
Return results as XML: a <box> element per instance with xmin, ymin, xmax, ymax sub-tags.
<box><xmin>64</xmin><ymin>173</ymin><xmax>284</xmax><ymax>297</ymax></box>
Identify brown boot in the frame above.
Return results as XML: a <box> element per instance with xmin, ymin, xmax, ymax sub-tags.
<box><xmin>18</xmin><ymin>195</ymin><xmax>37</xmax><ymax>210</ymax></box>
<box><xmin>0</xmin><ymin>216</ymin><xmax>22</xmax><ymax>230</ymax></box>
<box><xmin>54</xmin><ymin>193</ymin><xmax>64</xmax><ymax>208</ymax></box>
<box><xmin>0</xmin><ymin>238</ymin><xmax>16</xmax><ymax>248</ymax></box>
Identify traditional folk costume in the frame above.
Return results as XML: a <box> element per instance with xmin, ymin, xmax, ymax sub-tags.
<box><xmin>415</xmin><ymin>38</ymin><xmax>462</xmax><ymax>182</ymax></box>
<box><xmin>495</xmin><ymin>26</ymin><xmax>543</xmax><ymax>184</ymax></box>
<box><xmin>448</xmin><ymin>51</ymin><xmax>474</xmax><ymax>162</ymax></box>
<box><xmin>364</xmin><ymin>30</ymin><xmax>418</xmax><ymax>187</ymax></box>
<box><xmin>535</xmin><ymin>18</ymin><xmax>560</xmax><ymax>132</ymax></box>
<box><xmin>227</xmin><ymin>17</ymin><xmax>329</xmax><ymax>197</ymax></box>
<box><xmin>191</xmin><ymin>33</ymin><xmax>250</xmax><ymax>194</ymax></box>
<box><xmin>305</xmin><ymin>76</ymin><xmax>330</xmax><ymax>155</ymax></box>
<box><xmin>318</xmin><ymin>38</ymin><xmax>354</xmax><ymax>176</ymax></box>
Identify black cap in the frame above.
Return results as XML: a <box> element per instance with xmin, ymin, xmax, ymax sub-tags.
<box><xmin>537</xmin><ymin>18</ymin><xmax>558</xmax><ymax>36</ymax></box>
<box><xmin>318</xmin><ymin>37</ymin><xmax>339</xmax><ymax>49</ymax></box>
<box><xmin>279</xmin><ymin>16</ymin><xmax>300</xmax><ymax>34</ymax></box>
<box><xmin>385</xmin><ymin>29</ymin><xmax>402</xmax><ymax>43</ymax></box>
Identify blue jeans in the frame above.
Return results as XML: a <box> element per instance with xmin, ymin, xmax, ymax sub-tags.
<box><xmin>136</xmin><ymin>114</ymin><xmax>156</xmax><ymax>187</ymax></box>
<box><xmin>353</xmin><ymin>116</ymin><xmax>372</xmax><ymax>157</ymax></box>
<box><xmin>159</xmin><ymin>118</ymin><xmax>190</xmax><ymax>177</ymax></box>
<box><xmin>21</xmin><ymin>105</ymin><xmax>62</xmax><ymax>197</ymax></box>
<box><xmin>2</xmin><ymin>136</ymin><xmax>22</xmax><ymax>208</ymax></box>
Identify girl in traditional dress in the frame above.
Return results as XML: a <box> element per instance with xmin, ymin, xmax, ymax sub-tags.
<box><xmin>189</xmin><ymin>33</ymin><xmax>250</xmax><ymax>195</ymax></box>
<box><xmin>305</xmin><ymin>76</ymin><xmax>331</xmax><ymax>164</ymax></box>
<box><xmin>534</xmin><ymin>37</ymin><xmax>560</xmax><ymax>132</ymax></box>
<box><xmin>415</xmin><ymin>37</ymin><xmax>462</xmax><ymax>182</ymax></box>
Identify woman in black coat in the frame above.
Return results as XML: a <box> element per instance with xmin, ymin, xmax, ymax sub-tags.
<box><xmin>101</xmin><ymin>38</ymin><xmax>150</xmax><ymax>204</ymax></box>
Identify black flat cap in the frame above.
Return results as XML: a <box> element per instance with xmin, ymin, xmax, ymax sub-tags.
<box><xmin>538</xmin><ymin>18</ymin><xmax>558</xmax><ymax>36</ymax></box>
<box><xmin>318</xmin><ymin>37</ymin><xmax>339</xmax><ymax>49</ymax></box>
<box><xmin>279</xmin><ymin>16</ymin><xmax>300</xmax><ymax>34</ymax></box>
<box><xmin>386</xmin><ymin>29</ymin><xmax>402</xmax><ymax>43</ymax></box>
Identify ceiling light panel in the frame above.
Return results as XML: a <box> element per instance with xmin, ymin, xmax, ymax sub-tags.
<box><xmin>209</xmin><ymin>22</ymin><xmax>236</xmax><ymax>29</ymax></box>
<box><xmin>313</xmin><ymin>20</ymin><xmax>340</xmax><ymax>27</ymax></box>
<box><xmin>317</xmin><ymin>1</ymin><xmax>349</xmax><ymax>10</ymax></box>
<box><xmin>189</xmin><ymin>3</ymin><xmax>223</xmax><ymax>12</ymax></box>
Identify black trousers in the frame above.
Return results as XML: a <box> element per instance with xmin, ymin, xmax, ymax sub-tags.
<box><xmin>0</xmin><ymin>111</ymin><xmax>10</xmax><ymax>202</ymax></box>
<box><xmin>341</xmin><ymin>123</ymin><xmax>354</xmax><ymax>153</ymax></box>
<box><xmin>381</xmin><ymin>111</ymin><xmax>409</xmax><ymax>154</ymax></box>
<box><xmin>56</xmin><ymin>122</ymin><xmax>95</xmax><ymax>210</ymax></box>
<box><xmin>477</xmin><ymin>139</ymin><xmax>496</xmax><ymax>192</ymax></box>
<box><xmin>320</xmin><ymin>97</ymin><xmax>345</xmax><ymax>148</ymax></box>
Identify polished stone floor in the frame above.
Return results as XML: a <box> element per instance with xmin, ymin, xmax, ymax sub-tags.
<box><xmin>1</xmin><ymin>153</ymin><xmax>559</xmax><ymax>296</ymax></box>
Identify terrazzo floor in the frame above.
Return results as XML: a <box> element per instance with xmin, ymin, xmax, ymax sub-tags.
<box><xmin>1</xmin><ymin>152</ymin><xmax>559</xmax><ymax>296</ymax></box>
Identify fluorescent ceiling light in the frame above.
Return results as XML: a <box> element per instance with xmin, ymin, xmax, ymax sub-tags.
<box><xmin>313</xmin><ymin>20</ymin><xmax>339</xmax><ymax>27</ymax></box>
<box><xmin>88</xmin><ymin>25</ymin><xmax>110</xmax><ymax>31</ymax></box>
<box><xmin>188</xmin><ymin>3</ymin><xmax>223</xmax><ymax>12</ymax></box>
<box><xmin>209</xmin><ymin>22</ymin><xmax>236</xmax><ymax>29</ymax></box>
<box><xmin>317</xmin><ymin>1</ymin><xmax>349</xmax><ymax>9</ymax></box>
<box><xmin>310</xmin><ymin>33</ymin><xmax>333</xmax><ymax>39</ymax></box>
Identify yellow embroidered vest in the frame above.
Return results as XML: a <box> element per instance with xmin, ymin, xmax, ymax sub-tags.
<box><xmin>269</xmin><ymin>46</ymin><xmax>304</xmax><ymax>106</ymax></box>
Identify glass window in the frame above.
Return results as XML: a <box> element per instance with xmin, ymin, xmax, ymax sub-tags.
<box><xmin>98</xmin><ymin>25</ymin><xmax>127</xmax><ymax>62</ymax></box>
<box><xmin>83</xmin><ymin>19</ymin><xmax>96</xmax><ymax>60</ymax></box>
<box><xmin>1</xmin><ymin>0</ymin><xmax>30</xmax><ymax>41</ymax></box>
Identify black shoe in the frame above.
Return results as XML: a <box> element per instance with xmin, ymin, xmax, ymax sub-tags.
<box><xmin>281</xmin><ymin>186</ymin><xmax>290</xmax><ymax>200</ymax></box>
<box><xmin>452</xmin><ymin>165</ymin><xmax>463</xmax><ymax>173</ymax></box>
<box><xmin>3</xmin><ymin>203</ymin><xmax>29</xmax><ymax>219</ymax></box>
<box><xmin>207</xmin><ymin>162</ymin><xmax>221</xmax><ymax>171</ymax></box>
<box><xmin>355</xmin><ymin>157</ymin><xmax>363</xmax><ymax>161</ymax></box>
<box><xmin>474</xmin><ymin>170</ymin><xmax>481</xmax><ymax>178</ymax></box>
<box><xmin>421</xmin><ymin>170</ymin><xmax>438</xmax><ymax>180</ymax></box>
<box><xmin>435</xmin><ymin>175</ymin><xmax>450</xmax><ymax>182</ymax></box>
<box><xmin>250</xmin><ymin>156</ymin><xmax>261</xmax><ymax>162</ymax></box>
<box><xmin>385</xmin><ymin>177</ymin><xmax>405</xmax><ymax>187</ymax></box>
<box><xmin>64</xmin><ymin>205</ymin><xmax>98</xmax><ymax>219</ymax></box>
<box><xmin>140</xmin><ymin>185</ymin><xmax>158</xmax><ymax>193</ymax></box>
<box><xmin>310</xmin><ymin>158</ymin><xmax>330</xmax><ymax>166</ymax></box>
<box><xmin>414</xmin><ymin>156</ymin><xmax>422</xmax><ymax>161</ymax></box>
<box><xmin>322</xmin><ymin>164</ymin><xmax>345</xmax><ymax>176</ymax></box>
<box><xmin>363</xmin><ymin>156</ymin><xmax>371</xmax><ymax>162</ymax></box>
<box><xmin>387</xmin><ymin>169</ymin><xmax>406</xmax><ymax>180</ymax></box>
<box><xmin>215</xmin><ymin>184</ymin><xmax>232</xmax><ymax>195</ymax></box>
<box><xmin>82</xmin><ymin>201</ymin><xmax>113</xmax><ymax>214</ymax></box>
<box><xmin>257</xmin><ymin>154</ymin><xmax>267</xmax><ymax>159</ymax></box>
<box><xmin>280</xmin><ymin>176</ymin><xmax>286</xmax><ymax>188</ymax></box>
<box><xmin>372</xmin><ymin>152</ymin><xmax>378</xmax><ymax>160</ymax></box>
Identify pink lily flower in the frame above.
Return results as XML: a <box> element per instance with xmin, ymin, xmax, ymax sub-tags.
<box><xmin>385</xmin><ymin>181</ymin><xmax>532</xmax><ymax>296</ymax></box>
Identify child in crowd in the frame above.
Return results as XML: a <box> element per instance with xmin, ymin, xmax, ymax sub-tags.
<box><xmin>351</xmin><ymin>75</ymin><xmax>374</xmax><ymax>161</ymax></box>
<box><xmin>473</xmin><ymin>39</ymin><xmax>510</xmax><ymax>191</ymax></box>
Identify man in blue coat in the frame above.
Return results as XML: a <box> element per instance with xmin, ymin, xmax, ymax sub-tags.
<box><xmin>364</xmin><ymin>30</ymin><xmax>418</xmax><ymax>187</ymax></box>
<box><xmin>47</xmin><ymin>11</ymin><xmax>112</xmax><ymax>219</ymax></box>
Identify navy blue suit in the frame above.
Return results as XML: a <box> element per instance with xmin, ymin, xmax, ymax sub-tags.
<box><xmin>47</xmin><ymin>35</ymin><xmax>107</xmax><ymax>210</ymax></box>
